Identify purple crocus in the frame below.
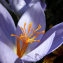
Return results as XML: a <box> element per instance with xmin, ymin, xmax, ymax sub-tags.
<box><xmin>0</xmin><ymin>1</ymin><xmax>63</xmax><ymax>63</ymax></box>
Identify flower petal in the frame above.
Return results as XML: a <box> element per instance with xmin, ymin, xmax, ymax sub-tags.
<box><xmin>0</xmin><ymin>0</ymin><xmax>14</xmax><ymax>12</ymax></box>
<box><xmin>29</xmin><ymin>0</ymin><xmax>46</xmax><ymax>11</ymax></box>
<box><xmin>17</xmin><ymin>1</ymin><xmax>46</xmax><ymax>53</ymax></box>
<box><xmin>21</xmin><ymin>32</ymin><xmax>56</xmax><ymax>62</ymax></box>
<box><xmin>13</xmin><ymin>0</ymin><xmax>33</xmax><ymax>15</ymax></box>
<box><xmin>13</xmin><ymin>0</ymin><xmax>26</xmax><ymax>11</ymax></box>
<box><xmin>0</xmin><ymin>4</ymin><xmax>16</xmax><ymax>47</ymax></box>
<box><xmin>0</xmin><ymin>41</ymin><xmax>18</xmax><ymax>63</ymax></box>
<box><xmin>14</xmin><ymin>0</ymin><xmax>46</xmax><ymax>15</ymax></box>
<box><xmin>44</xmin><ymin>22</ymin><xmax>63</xmax><ymax>54</ymax></box>
<box><xmin>0</xmin><ymin>0</ymin><xmax>30</xmax><ymax>15</ymax></box>
<box><xmin>38</xmin><ymin>22</ymin><xmax>63</xmax><ymax>55</ymax></box>
<box><xmin>0</xmin><ymin>0</ymin><xmax>46</xmax><ymax>16</ymax></box>
<box><xmin>10</xmin><ymin>0</ymin><xmax>32</xmax><ymax>14</ymax></box>
<box><xmin>40</xmin><ymin>0</ymin><xmax>46</xmax><ymax>11</ymax></box>
<box><xmin>15</xmin><ymin>58</ymin><xmax>23</xmax><ymax>63</ymax></box>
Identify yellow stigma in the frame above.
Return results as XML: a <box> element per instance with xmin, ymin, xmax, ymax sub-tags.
<box><xmin>11</xmin><ymin>22</ymin><xmax>45</xmax><ymax>58</ymax></box>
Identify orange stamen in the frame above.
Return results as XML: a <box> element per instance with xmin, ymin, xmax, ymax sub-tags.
<box><xmin>16</xmin><ymin>38</ymin><xmax>21</xmax><ymax>58</ymax></box>
<box><xmin>35</xmin><ymin>24</ymin><xmax>41</xmax><ymax>32</ymax></box>
<box><xmin>11</xmin><ymin>22</ymin><xmax>45</xmax><ymax>58</ymax></box>
<box><xmin>20</xmin><ymin>43</ymin><xmax>28</xmax><ymax>57</ymax></box>
<box><xmin>24</xmin><ymin>22</ymin><xmax>26</xmax><ymax>30</ymax></box>
<box><xmin>28</xmin><ymin>22</ymin><xmax>32</xmax><ymax>33</ymax></box>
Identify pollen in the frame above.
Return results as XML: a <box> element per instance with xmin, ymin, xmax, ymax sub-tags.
<box><xmin>11</xmin><ymin>22</ymin><xmax>45</xmax><ymax>58</ymax></box>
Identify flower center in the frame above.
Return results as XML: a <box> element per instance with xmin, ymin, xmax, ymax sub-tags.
<box><xmin>11</xmin><ymin>22</ymin><xmax>45</xmax><ymax>58</ymax></box>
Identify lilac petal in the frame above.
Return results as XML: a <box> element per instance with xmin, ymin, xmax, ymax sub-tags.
<box><xmin>13</xmin><ymin>0</ymin><xmax>26</xmax><ymax>11</ymax></box>
<box><xmin>0</xmin><ymin>0</ymin><xmax>46</xmax><ymax>16</ymax></box>
<box><xmin>40</xmin><ymin>0</ymin><xmax>46</xmax><ymax>11</ymax></box>
<box><xmin>24</xmin><ymin>0</ymin><xmax>31</xmax><ymax>4</ymax></box>
<box><xmin>13</xmin><ymin>0</ymin><xmax>32</xmax><ymax>15</ymax></box>
<box><xmin>0</xmin><ymin>0</ymin><xmax>30</xmax><ymax>15</ymax></box>
<box><xmin>0</xmin><ymin>41</ymin><xmax>18</xmax><ymax>63</ymax></box>
<box><xmin>10</xmin><ymin>0</ymin><xmax>31</xmax><ymax>14</ymax></box>
<box><xmin>38</xmin><ymin>22</ymin><xmax>63</xmax><ymax>55</ymax></box>
<box><xmin>0</xmin><ymin>28</ymin><xmax>15</xmax><ymax>49</ymax></box>
<box><xmin>15</xmin><ymin>58</ymin><xmax>23</xmax><ymax>63</ymax></box>
<box><xmin>21</xmin><ymin>32</ymin><xmax>56</xmax><ymax>62</ymax></box>
<box><xmin>0</xmin><ymin>0</ymin><xmax>14</xmax><ymax>12</ymax></box>
<box><xmin>17</xmin><ymin>1</ymin><xmax>46</xmax><ymax>53</ymax></box>
<box><xmin>10</xmin><ymin>0</ymin><xmax>46</xmax><ymax>15</ymax></box>
<box><xmin>43</xmin><ymin>22</ymin><xmax>63</xmax><ymax>54</ymax></box>
<box><xmin>15</xmin><ymin>58</ymin><xmax>32</xmax><ymax>63</ymax></box>
<box><xmin>16</xmin><ymin>0</ymin><xmax>46</xmax><ymax>14</ymax></box>
<box><xmin>29</xmin><ymin>0</ymin><xmax>46</xmax><ymax>11</ymax></box>
<box><xmin>0</xmin><ymin>4</ymin><xmax>16</xmax><ymax>47</ymax></box>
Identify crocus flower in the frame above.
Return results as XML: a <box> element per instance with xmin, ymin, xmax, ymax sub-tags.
<box><xmin>0</xmin><ymin>0</ymin><xmax>46</xmax><ymax>16</ymax></box>
<box><xmin>0</xmin><ymin>1</ymin><xmax>63</xmax><ymax>63</ymax></box>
